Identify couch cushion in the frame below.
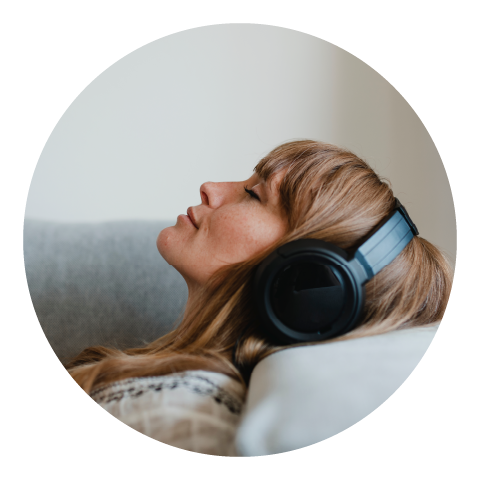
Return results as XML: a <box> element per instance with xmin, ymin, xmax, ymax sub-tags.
<box><xmin>24</xmin><ymin>219</ymin><xmax>187</xmax><ymax>364</ymax></box>
<box><xmin>235</xmin><ymin>325</ymin><xmax>438</xmax><ymax>455</ymax></box>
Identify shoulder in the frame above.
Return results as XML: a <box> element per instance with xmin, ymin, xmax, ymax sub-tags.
<box><xmin>90</xmin><ymin>371</ymin><xmax>246</xmax><ymax>456</ymax></box>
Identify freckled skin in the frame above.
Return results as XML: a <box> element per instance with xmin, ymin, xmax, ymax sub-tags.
<box><xmin>157</xmin><ymin>172</ymin><xmax>287</xmax><ymax>293</ymax></box>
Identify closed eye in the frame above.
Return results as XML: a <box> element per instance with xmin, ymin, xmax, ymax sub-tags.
<box><xmin>244</xmin><ymin>186</ymin><xmax>261</xmax><ymax>201</ymax></box>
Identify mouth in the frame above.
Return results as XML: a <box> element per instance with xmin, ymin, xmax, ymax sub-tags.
<box><xmin>186</xmin><ymin>207</ymin><xmax>199</xmax><ymax>229</ymax></box>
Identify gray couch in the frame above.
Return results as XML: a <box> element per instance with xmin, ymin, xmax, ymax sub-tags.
<box><xmin>24</xmin><ymin>219</ymin><xmax>187</xmax><ymax>364</ymax></box>
<box><xmin>24</xmin><ymin>219</ymin><xmax>437</xmax><ymax>455</ymax></box>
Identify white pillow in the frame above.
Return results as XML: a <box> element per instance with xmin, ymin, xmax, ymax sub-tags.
<box><xmin>235</xmin><ymin>326</ymin><xmax>438</xmax><ymax>455</ymax></box>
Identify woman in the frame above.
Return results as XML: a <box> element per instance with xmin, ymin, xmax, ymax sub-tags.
<box><xmin>67</xmin><ymin>140</ymin><xmax>452</xmax><ymax>454</ymax></box>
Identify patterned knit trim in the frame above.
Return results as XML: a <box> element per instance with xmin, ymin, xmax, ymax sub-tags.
<box><xmin>90</xmin><ymin>372</ymin><xmax>244</xmax><ymax>415</ymax></box>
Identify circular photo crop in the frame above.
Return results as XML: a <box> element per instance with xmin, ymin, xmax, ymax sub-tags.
<box><xmin>24</xmin><ymin>24</ymin><xmax>456</xmax><ymax>456</ymax></box>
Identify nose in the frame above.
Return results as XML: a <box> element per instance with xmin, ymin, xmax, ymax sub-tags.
<box><xmin>200</xmin><ymin>181</ymin><xmax>236</xmax><ymax>208</ymax></box>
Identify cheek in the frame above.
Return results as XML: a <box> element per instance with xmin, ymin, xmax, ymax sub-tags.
<box><xmin>210</xmin><ymin>209</ymin><xmax>285</xmax><ymax>261</ymax></box>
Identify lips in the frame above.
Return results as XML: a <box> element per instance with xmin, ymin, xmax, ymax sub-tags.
<box><xmin>186</xmin><ymin>207</ymin><xmax>199</xmax><ymax>229</ymax></box>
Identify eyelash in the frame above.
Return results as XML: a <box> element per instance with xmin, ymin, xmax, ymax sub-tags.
<box><xmin>244</xmin><ymin>186</ymin><xmax>261</xmax><ymax>201</ymax></box>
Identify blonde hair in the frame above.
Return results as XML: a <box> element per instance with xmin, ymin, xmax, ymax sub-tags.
<box><xmin>68</xmin><ymin>140</ymin><xmax>453</xmax><ymax>393</ymax></box>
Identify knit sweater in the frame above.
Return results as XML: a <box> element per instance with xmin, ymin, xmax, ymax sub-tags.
<box><xmin>91</xmin><ymin>370</ymin><xmax>246</xmax><ymax>456</ymax></box>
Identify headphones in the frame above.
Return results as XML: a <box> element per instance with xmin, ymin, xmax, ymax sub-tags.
<box><xmin>253</xmin><ymin>198</ymin><xmax>419</xmax><ymax>345</ymax></box>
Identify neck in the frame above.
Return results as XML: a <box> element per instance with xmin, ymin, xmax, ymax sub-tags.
<box><xmin>182</xmin><ymin>279</ymin><xmax>203</xmax><ymax>322</ymax></box>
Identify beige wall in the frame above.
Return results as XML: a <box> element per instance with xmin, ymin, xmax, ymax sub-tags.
<box><xmin>328</xmin><ymin>46</ymin><xmax>456</xmax><ymax>264</ymax></box>
<box><xmin>25</xmin><ymin>24</ymin><xmax>456</xmax><ymax>262</ymax></box>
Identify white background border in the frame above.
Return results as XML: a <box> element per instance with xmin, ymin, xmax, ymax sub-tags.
<box><xmin>1</xmin><ymin>1</ymin><xmax>478</xmax><ymax>478</ymax></box>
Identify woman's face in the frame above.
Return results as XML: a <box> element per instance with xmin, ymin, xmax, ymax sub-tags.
<box><xmin>157</xmin><ymin>172</ymin><xmax>288</xmax><ymax>290</ymax></box>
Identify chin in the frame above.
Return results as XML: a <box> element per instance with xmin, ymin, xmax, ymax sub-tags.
<box><xmin>156</xmin><ymin>226</ymin><xmax>174</xmax><ymax>262</ymax></box>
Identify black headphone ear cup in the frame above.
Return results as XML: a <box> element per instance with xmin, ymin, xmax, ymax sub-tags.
<box><xmin>271</xmin><ymin>263</ymin><xmax>345</xmax><ymax>333</ymax></box>
<box><xmin>254</xmin><ymin>239</ymin><xmax>365</xmax><ymax>345</ymax></box>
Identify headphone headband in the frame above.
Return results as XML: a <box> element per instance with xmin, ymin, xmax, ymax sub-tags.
<box><xmin>353</xmin><ymin>198</ymin><xmax>419</xmax><ymax>280</ymax></box>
